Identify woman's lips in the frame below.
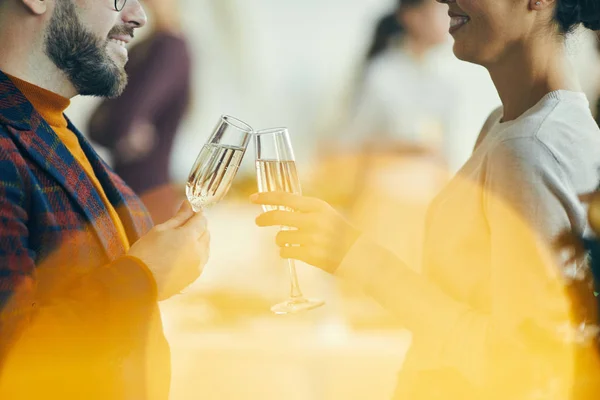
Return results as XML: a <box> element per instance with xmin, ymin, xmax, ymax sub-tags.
<box><xmin>448</xmin><ymin>12</ymin><xmax>470</xmax><ymax>34</ymax></box>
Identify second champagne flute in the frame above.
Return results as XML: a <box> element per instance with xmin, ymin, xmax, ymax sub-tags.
<box><xmin>254</xmin><ymin>128</ymin><xmax>325</xmax><ymax>314</ymax></box>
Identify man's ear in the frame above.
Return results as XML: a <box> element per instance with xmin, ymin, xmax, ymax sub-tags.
<box><xmin>21</xmin><ymin>0</ymin><xmax>48</xmax><ymax>15</ymax></box>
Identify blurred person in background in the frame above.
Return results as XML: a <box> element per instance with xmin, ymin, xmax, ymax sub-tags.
<box><xmin>344</xmin><ymin>0</ymin><xmax>465</xmax><ymax>171</ymax></box>
<box><xmin>253</xmin><ymin>0</ymin><xmax>600</xmax><ymax>398</ymax></box>
<box><xmin>0</xmin><ymin>0</ymin><xmax>209</xmax><ymax>398</ymax></box>
<box><xmin>89</xmin><ymin>0</ymin><xmax>191</xmax><ymax>224</ymax></box>
<box><xmin>317</xmin><ymin>0</ymin><xmax>483</xmax><ymax>268</ymax></box>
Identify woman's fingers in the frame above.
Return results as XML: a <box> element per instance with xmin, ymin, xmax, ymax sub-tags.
<box><xmin>251</xmin><ymin>191</ymin><xmax>360</xmax><ymax>272</ymax></box>
<box><xmin>275</xmin><ymin>229</ymin><xmax>316</xmax><ymax>247</ymax></box>
<box><xmin>279</xmin><ymin>246</ymin><xmax>323</xmax><ymax>268</ymax></box>
<box><xmin>250</xmin><ymin>192</ymin><xmax>326</xmax><ymax>213</ymax></box>
<box><xmin>256</xmin><ymin>210</ymin><xmax>319</xmax><ymax>230</ymax></box>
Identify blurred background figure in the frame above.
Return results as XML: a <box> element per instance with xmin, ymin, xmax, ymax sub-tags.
<box><xmin>88</xmin><ymin>0</ymin><xmax>191</xmax><ymax>224</ymax></box>
<box><xmin>313</xmin><ymin>0</ymin><xmax>497</xmax><ymax>269</ymax></box>
<box><xmin>342</xmin><ymin>0</ymin><xmax>463</xmax><ymax>170</ymax></box>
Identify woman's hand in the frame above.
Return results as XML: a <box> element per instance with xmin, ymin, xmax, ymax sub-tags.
<box><xmin>250</xmin><ymin>192</ymin><xmax>361</xmax><ymax>273</ymax></box>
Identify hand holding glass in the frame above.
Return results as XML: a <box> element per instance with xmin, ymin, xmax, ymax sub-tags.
<box><xmin>254</xmin><ymin>128</ymin><xmax>325</xmax><ymax>314</ymax></box>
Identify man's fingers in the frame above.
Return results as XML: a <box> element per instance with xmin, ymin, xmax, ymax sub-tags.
<box><xmin>159</xmin><ymin>201</ymin><xmax>195</xmax><ymax>229</ymax></box>
<box><xmin>181</xmin><ymin>211</ymin><xmax>208</xmax><ymax>235</ymax></box>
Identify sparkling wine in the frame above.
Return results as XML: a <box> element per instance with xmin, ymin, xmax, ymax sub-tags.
<box><xmin>256</xmin><ymin>160</ymin><xmax>301</xmax><ymax>212</ymax></box>
<box><xmin>186</xmin><ymin>144</ymin><xmax>245</xmax><ymax>211</ymax></box>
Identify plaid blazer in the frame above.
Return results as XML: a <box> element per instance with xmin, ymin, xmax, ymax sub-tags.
<box><xmin>0</xmin><ymin>71</ymin><xmax>170</xmax><ymax>400</ymax></box>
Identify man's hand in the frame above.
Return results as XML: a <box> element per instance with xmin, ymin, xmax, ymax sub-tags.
<box><xmin>128</xmin><ymin>202</ymin><xmax>210</xmax><ymax>300</ymax></box>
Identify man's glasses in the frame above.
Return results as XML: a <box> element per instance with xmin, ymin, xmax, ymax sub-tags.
<box><xmin>115</xmin><ymin>0</ymin><xmax>127</xmax><ymax>11</ymax></box>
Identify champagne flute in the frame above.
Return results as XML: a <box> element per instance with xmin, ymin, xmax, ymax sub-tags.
<box><xmin>254</xmin><ymin>128</ymin><xmax>325</xmax><ymax>314</ymax></box>
<box><xmin>186</xmin><ymin>115</ymin><xmax>253</xmax><ymax>211</ymax></box>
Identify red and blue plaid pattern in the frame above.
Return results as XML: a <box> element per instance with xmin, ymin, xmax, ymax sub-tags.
<box><xmin>0</xmin><ymin>71</ymin><xmax>168</xmax><ymax>399</ymax></box>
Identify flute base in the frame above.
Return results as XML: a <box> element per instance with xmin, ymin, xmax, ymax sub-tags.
<box><xmin>271</xmin><ymin>297</ymin><xmax>325</xmax><ymax>315</ymax></box>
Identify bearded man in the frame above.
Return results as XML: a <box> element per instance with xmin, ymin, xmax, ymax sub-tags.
<box><xmin>0</xmin><ymin>1</ymin><xmax>210</xmax><ymax>399</ymax></box>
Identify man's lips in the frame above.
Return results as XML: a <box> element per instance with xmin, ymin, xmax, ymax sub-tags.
<box><xmin>108</xmin><ymin>35</ymin><xmax>132</xmax><ymax>45</ymax></box>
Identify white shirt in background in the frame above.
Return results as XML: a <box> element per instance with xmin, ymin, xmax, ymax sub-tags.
<box><xmin>343</xmin><ymin>41</ymin><xmax>500</xmax><ymax>173</ymax></box>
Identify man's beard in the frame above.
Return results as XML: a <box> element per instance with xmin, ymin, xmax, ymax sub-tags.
<box><xmin>44</xmin><ymin>0</ymin><xmax>131</xmax><ymax>98</ymax></box>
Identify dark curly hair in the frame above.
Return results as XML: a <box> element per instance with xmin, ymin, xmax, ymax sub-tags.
<box><xmin>366</xmin><ymin>0</ymin><xmax>429</xmax><ymax>61</ymax></box>
<box><xmin>555</xmin><ymin>0</ymin><xmax>600</xmax><ymax>33</ymax></box>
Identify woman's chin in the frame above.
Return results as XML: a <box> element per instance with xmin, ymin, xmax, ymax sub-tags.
<box><xmin>451</xmin><ymin>41</ymin><xmax>489</xmax><ymax>66</ymax></box>
<box><xmin>451</xmin><ymin>43</ymin><xmax>472</xmax><ymax>63</ymax></box>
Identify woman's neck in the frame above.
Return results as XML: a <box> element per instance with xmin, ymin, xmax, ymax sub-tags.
<box><xmin>487</xmin><ymin>37</ymin><xmax>580</xmax><ymax>122</ymax></box>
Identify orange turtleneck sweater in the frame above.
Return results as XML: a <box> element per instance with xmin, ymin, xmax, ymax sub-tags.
<box><xmin>8</xmin><ymin>74</ymin><xmax>130</xmax><ymax>251</ymax></box>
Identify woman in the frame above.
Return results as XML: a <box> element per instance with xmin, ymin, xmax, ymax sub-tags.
<box><xmin>88</xmin><ymin>0</ymin><xmax>191</xmax><ymax>224</ymax></box>
<box><xmin>253</xmin><ymin>0</ymin><xmax>600</xmax><ymax>398</ymax></box>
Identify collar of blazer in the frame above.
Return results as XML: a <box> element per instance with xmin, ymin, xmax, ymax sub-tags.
<box><xmin>0</xmin><ymin>71</ymin><xmax>152</xmax><ymax>258</ymax></box>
